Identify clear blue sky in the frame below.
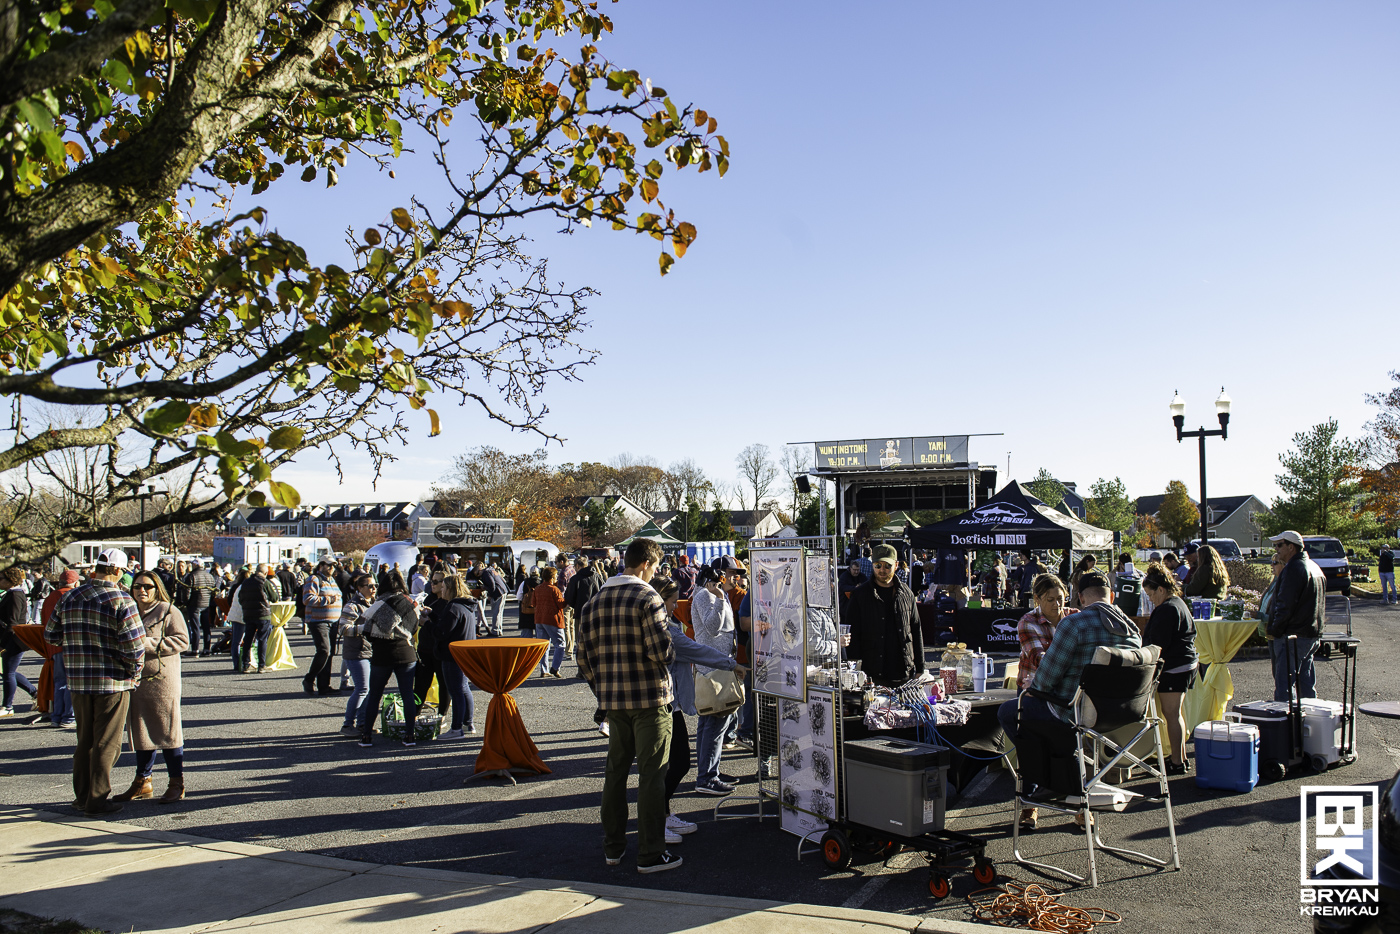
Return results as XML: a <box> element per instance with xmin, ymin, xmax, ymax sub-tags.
<box><xmin>255</xmin><ymin>1</ymin><xmax>1400</xmax><ymax>511</ymax></box>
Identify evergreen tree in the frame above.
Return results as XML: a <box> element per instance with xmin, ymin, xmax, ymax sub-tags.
<box><xmin>1265</xmin><ymin>419</ymin><xmax>1366</xmax><ymax>537</ymax></box>
<box><xmin>1025</xmin><ymin>469</ymin><xmax>1067</xmax><ymax>510</ymax></box>
<box><xmin>708</xmin><ymin>497</ymin><xmax>733</xmax><ymax>542</ymax></box>
<box><xmin>681</xmin><ymin>496</ymin><xmax>705</xmax><ymax>543</ymax></box>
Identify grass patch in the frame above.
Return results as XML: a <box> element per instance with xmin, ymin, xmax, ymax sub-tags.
<box><xmin>0</xmin><ymin>909</ymin><xmax>105</xmax><ymax>934</ymax></box>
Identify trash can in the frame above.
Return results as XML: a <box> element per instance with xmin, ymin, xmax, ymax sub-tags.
<box><xmin>1115</xmin><ymin>575</ymin><xmax>1141</xmax><ymax>616</ymax></box>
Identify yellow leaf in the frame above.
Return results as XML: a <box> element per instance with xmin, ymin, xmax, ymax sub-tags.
<box><xmin>428</xmin><ymin>408</ymin><xmax>441</xmax><ymax>437</ymax></box>
<box><xmin>63</xmin><ymin>141</ymin><xmax>86</xmax><ymax>163</ymax></box>
<box><xmin>391</xmin><ymin>207</ymin><xmax>412</xmax><ymax>231</ymax></box>
<box><xmin>188</xmin><ymin>403</ymin><xmax>220</xmax><ymax>428</ymax></box>
<box><xmin>659</xmin><ymin>252</ymin><xmax>674</xmax><ymax>276</ymax></box>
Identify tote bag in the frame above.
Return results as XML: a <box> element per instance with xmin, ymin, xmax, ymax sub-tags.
<box><xmin>694</xmin><ymin>668</ymin><xmax>745</xmax><ymax>717</ymax></box>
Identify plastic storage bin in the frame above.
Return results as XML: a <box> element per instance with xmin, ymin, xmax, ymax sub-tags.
<box><xmin>1299</xmin><ymin>699</ymin><xmax>1348</xmax><ymax>771</ymax></box>
<box><xmin>844</xmin><ymin>738</ymin><xmax>950</xmax><ymax>836</ymax></box>
<box><xmin>1193</xmin><ymin>719</ymin><xmax>1259</xmax><ymax>792</ymax></box>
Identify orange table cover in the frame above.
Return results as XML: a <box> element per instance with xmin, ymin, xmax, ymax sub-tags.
<box><xmin>12</xmin><ymin>624</ymin><xmax>58</xmax><ymax>713</ymax></box>
<box><xmin>675</xmin><ymin>599</ymin><xmax>692</xmax><ymax>639</ymax></box>
<box><xmin>448</xmin><ymin>639</ymin><xmax>551</xmax><ymax>776</ymax></box>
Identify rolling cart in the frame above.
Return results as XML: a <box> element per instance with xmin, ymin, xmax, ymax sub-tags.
<box><xmin>1232</xmin><ymin>632</ymin><xmax>1357</xmax><ymax>780</ymax></box>
<box><xmin>815</xmin><ymin>737</ymin><xmax>993</xmax><ymax>899</ymax></box>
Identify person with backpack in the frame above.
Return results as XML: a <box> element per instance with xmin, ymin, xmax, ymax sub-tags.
<box><xmin>478</xmin><ymin>562</ymin><xmax>510</xmax><ymax>638</ymax></box>
<box><xmin>517</xmin><ymin>569</ymin><xmax>540</xmax><ymax>636</ymax></box>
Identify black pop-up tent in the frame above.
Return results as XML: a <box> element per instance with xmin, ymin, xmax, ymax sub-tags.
<box><xmin>907</xmin><ymin>481</ymin><xmax>1113</xmax><ymax>552</ymax></box>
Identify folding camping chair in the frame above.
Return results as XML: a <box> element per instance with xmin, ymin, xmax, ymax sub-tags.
<box><xmin>1008</xmin><ymin>644</ymin><xmax>1181</xmax><ymax>887</ymax></box>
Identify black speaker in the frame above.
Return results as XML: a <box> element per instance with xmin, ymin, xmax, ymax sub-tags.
<box><xmin>796</xmin><ymin>475</ymin><xmax>811</xmax><ymax>494</ymax></box>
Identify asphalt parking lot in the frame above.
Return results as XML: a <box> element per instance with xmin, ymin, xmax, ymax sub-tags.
<box><xmin>3</xmin><ymin>598</ymin><xmax>1397</xmax><ymax>932</ymax></box>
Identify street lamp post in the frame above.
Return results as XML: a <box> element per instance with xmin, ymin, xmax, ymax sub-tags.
<box><xmin>1170</xmin><ymin>388</ymin><xmax>1232</xmax><ymax>546</ymax></box>
<box><xmin>139</xmin><ymin>484</ymin><xmax>154</xmax><ymax>568</ymax></box>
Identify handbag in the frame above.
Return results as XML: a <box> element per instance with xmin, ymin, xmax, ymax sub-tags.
<box><xmin>694</xmin><ymin>667</ymin><xmax>745</xmax><ymax>717</ymax></box>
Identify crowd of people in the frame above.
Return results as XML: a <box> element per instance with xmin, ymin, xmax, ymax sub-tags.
<box><xmin>0</xmin><ymin>527</ymin><xmax>1332</xmax><ymax>878</ymax></box>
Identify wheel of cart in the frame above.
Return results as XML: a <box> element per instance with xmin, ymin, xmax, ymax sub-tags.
<box><xmin>1261</xmin><ymin>758</ymin><xmax>1288</xmax><ymax>782</ymax></box>
<box><xmin>819</xmin><ymin>828</ymin><xmax>853</xmax><ymax>871</ymax></box>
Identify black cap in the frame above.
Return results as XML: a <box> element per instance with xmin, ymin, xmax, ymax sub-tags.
<box><xmin>1078</xmin><ymin>571</ymin><xmax>1110</xmax><ymax>592</ymax></box>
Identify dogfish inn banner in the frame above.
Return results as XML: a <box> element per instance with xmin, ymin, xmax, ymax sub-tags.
<box><xmin>814</xmin><ymin>437</ymin><xmax>970</xmax><ymax>471</ymax></box>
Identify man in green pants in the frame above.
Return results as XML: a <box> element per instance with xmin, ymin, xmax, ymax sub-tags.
<box><xmin>577</xmin><ymin>537</ymin><xmax>680</xmax><ymax>873</ymax></box>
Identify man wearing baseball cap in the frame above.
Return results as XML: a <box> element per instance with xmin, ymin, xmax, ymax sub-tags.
<box><xmin>44</xmin><ymin>548</ymin><xmax>145</xmax><ymax>816</ymax></box>
<box><xmin>846</xmin><ymin>544</ymin><xmax>925</xmax><ymax>688</ymax></box>
<box><xmin>1264</xmin><ymin>530</ymin><xmax>1325</xmax><ymax>702</ymax></box>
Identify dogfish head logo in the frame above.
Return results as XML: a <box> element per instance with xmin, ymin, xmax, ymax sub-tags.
<box><xmin>961</xmin><ymin>503</ymin><xmax>1031</xmax><ymax>526</ymax></box>
<box><xmin>432</xmin><ymin>522</ymin><xmax>466</xmax><ymax>545</ymax></box>
<box><xmin>988</xmin><ymin>619</ymin><xmax>1019</xmax><ymax>641</ymax></box>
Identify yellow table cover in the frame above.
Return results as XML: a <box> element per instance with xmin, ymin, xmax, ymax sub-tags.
<box><xmin>1182</xmin><ymin>618</ymin><xmax>1259</xmax><ymax>731</ymax></box>
<box><xmin>264</xmin><ymin>602</ymin><xmax>298</xmax><ymax>670</ymax></box>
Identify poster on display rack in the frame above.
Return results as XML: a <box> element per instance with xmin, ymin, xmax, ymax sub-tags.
<box><xmin>751</xmin><ymin>549</ymin><xmax>806</xmax><ymax>701</ymax></box>
<box><xmin>778</xmin><ymin>687</ymin><xmax>839</xmax><ymax>838</ymax></box>
<box><xmin>804</xmin><ymin>555</ymin><xmax>831</xmax><ymax>609</ymax></box>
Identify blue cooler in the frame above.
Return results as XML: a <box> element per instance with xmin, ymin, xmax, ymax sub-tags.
<box><xmin>1193</xmin><ymin>719</ymin><xmax>1259</xmax><ymax>792</ymax></box>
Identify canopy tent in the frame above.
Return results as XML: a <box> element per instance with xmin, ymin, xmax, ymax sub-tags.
<box><xmin>616</xmin><ymin>519</ymin><xmax>684</xmax><ymax>549</ymax></box>
<box><xmin>907</xmin><ymin>481</ymin><xmax>1114</xmax><ymax>552</ymax></box>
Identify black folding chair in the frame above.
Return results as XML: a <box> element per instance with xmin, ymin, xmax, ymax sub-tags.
<box><xmin>1009</xmin><ymin>644</ymin><xmax>1181</xmax><ymax>887</ymax></box>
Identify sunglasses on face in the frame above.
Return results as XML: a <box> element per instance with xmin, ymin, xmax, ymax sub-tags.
<box><xmin>131</xmin><ymin>583</ymin><xmax>155</xmax><ymax>591</ymax></box>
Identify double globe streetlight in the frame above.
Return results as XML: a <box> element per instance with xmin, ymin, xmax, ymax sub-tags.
<box><xmin>1170</xmin><ymin>388</ymin><xmax>1232</xmax><ymax>546</ymax></box>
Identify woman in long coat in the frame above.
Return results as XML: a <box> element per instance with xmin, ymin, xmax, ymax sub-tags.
<box><xmin>114</xmin><ymin>570</ymin><xmax>190</xmax><ymax>803</ymax></box>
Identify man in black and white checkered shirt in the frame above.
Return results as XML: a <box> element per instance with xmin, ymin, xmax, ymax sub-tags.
<box><xmin>577</xmin><ymin>537</ymin><xmax>680</xmax><ymax>874</ymax></box>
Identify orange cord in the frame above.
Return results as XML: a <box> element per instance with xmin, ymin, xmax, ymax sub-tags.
<box><xmin>967</xmin><ymin>881</ymin><xmax>1123</xmax><ymax>932</ymax></box>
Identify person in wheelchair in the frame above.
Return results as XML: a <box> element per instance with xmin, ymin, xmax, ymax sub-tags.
<box><xmin>997</xmin><ymin>571</ymin><xmax>1142</xmax><ymax>827</ymax></box>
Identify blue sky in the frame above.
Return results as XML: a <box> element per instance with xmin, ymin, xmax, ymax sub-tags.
<box><xmin>255</xmin><ymin>1</ymin><xmax>1400</xmax><ymax>511</ymax></box>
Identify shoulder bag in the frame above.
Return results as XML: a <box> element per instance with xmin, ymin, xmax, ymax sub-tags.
<box><xmin>694</xmin><ymin>667</ymin><xmax>745</xmax><ymax>717</ymax></box>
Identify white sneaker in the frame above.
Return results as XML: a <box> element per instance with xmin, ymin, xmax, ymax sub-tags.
<box><xmin>666</xmin><ymin>814</ymin><xmax>698</xmax><ymax>835</ymax></box>
<box><xmin>665</xmin><ymin>830</ymin><xmax>683</xmax><ymax>845</ymax></box>
<box><xmin>441</xmin><ymin>728</ymin><xmax>464</xmax><ymax>739</ymax></box>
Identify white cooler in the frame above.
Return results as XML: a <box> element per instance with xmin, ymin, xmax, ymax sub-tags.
<box><xmin>1300</xmin><ymin>699</ymin><xmax>1348</xmax><ymax>771</ymax></box>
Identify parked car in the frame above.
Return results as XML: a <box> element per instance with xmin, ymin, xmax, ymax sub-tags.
<box><xmin>1189</xmin><ymin>538</ymin><xmax>1244</xmax><ymax>560</ymax></box>
<box><xmin>1302</xmin><ymin>536</ymin><xmax>1351</xmax><ymax>597</ymax></box>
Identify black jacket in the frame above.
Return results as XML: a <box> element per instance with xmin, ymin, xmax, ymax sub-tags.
<box><xmin>433</xmin><ymin>597</ymin><xmax>481</xmax><ymax>652</ymax></box>
<box><xmin>1267</xmin><ymin>552</ymin><xmax>1325</xmax><ymax>639</ymax></box>
<box><xmin>0</xmin><ymin>589</ymin><xmax>24</xmax><ymax>652</ymax></box>
<box><xmin>566</xmin><ymin>566</ymin><xmax>605</xmax><ymax>615</ymax></box>
<box><xmin>238</xmin><ymin>574</ymin><xmax>277</xmax><ymax>622</ymax></box>
<box><xmin>845</xmin><ymin>578</ymin><xmax>925</xmax><ymax>686</ymax></box>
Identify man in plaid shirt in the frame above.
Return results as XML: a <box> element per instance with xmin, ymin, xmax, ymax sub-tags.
<box><xmin>45</xmin><ymin>548</ymin><xmax>145</xmax><ymax>817</ymax></box>
<box><xmin>577</xmin><ymin>538</ymin><xmax>680</xmax><ymax>874</ymax></box>
<box><xmin>999</xmin><ymin>571</ymin><xmax>1142</xmax><ymax>747</ymax></box>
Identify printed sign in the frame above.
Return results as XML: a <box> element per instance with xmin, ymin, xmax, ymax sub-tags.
<box><xmin>813</xmin><ymin>436</ymin><xmax>970</xmax><ymax>471</ymax></box>
<box><xmin>778</xmin><ymin>688</ymin><xmax>839</xmax><ymax>839</ymax></box>
<box><xmin>752</xmin><ymin>549</ymin><xmax>806</xmax><ymax>701</ymax></box>
<box><xmin>1299</xmin><ymin>786</ymin><xmax>1380</xmax><ymax>921</ymax></box>
<box><xmin>805</xmin><ymin>555</ymin><xmax>832</xmax><ymax>609</ymax></box>
<box><xmin>416</xmin><ymin>518</ymin><xmax>514</xmax><ymax>548</ymax></box>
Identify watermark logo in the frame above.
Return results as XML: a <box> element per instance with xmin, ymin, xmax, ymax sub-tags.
<box><xmin>1299</xmin><ymin>785</ymin><xmax>1380</xmax><ymax>918</ymax></box>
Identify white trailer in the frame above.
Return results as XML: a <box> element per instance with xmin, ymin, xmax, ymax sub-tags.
<box><xmin>212</xmin><ymin>536</ymin><xmax>334</xmax><ymax>568</ymax></box>
<box><xmin>58</xmin><ymin>540</ymin><xmax>160</xmax><ymax>570</ymax></box>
